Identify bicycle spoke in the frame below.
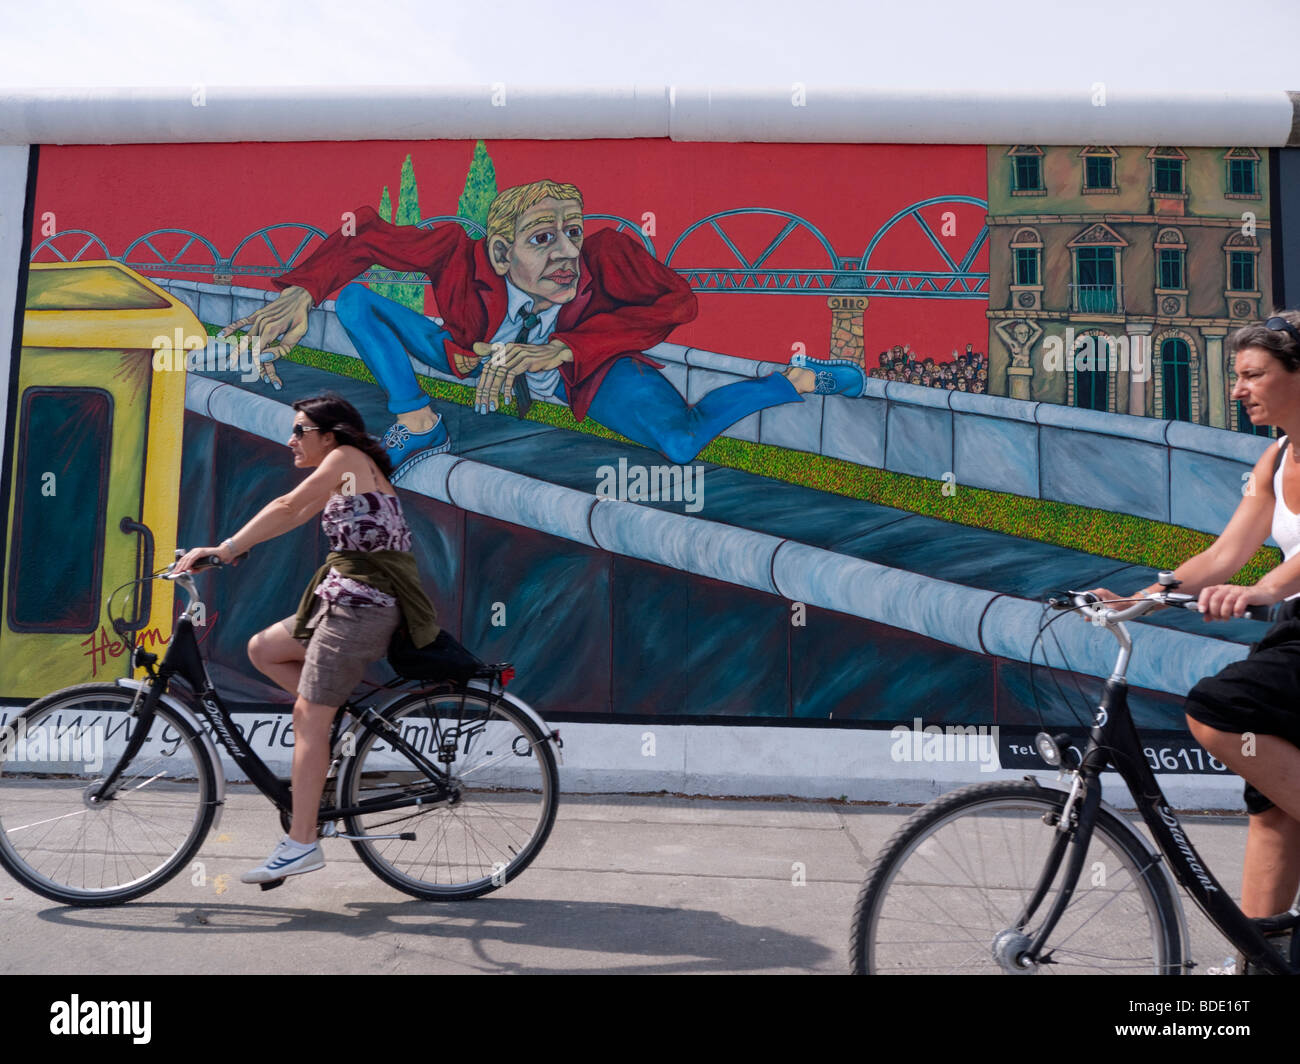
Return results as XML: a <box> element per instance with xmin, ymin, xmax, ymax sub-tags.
<box><xmin>342</xmin><ymin>693</ymin><xmax>557</xmax><ymax>899</ymax></box>
<box><xmin>0</xmin><ymin>692</ymin><xmax>215</xmax><ymax>904</ymax></box>
<box><xmin>854</xmin><ymin>786</ymin><xmax>1179</xmax><ymax>975</ymax></box>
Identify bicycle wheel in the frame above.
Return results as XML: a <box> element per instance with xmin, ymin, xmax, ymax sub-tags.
<box><xmin>851</xmin><ymin>780</ymin><xmax>1184</xmax><ymax>974</ymax></box>
<box><xmin>339</xmin><ymin>688</ymin><xmax>559</xmax><ymax>900</ymax></box>
<box><xmin>0</xmin><ymin>684</ymin><xmax>216</xmax><ymax>906</ymax></box>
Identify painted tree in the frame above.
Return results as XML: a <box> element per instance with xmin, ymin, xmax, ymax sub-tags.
<box><xmin>457</xmin><ymin>141</ymin><xmax>497</xmax><ymax>234</ymax></box>
<box><xmin>371</xmin><ymin>157</ymin><xmax>425</xmax><ymax>313</ymax></box>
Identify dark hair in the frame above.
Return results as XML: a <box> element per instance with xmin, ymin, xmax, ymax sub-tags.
<box><xmin>1228</xmin><ymin>310</ymin><xmax>1300</xmax><ymax>372</ymax></box>
<box><xmin>292</xmin><ymin>393</ymin><xmax>394</xmax><ymax>479</ymax></box>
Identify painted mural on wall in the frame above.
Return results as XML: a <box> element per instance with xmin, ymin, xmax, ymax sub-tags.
<box><xmin>0</xmin><ymin>137</ymin><xmax>1279</xmax><ymax>742</ymax></box>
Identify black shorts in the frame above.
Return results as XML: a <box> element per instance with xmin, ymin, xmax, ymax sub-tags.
<box><xmin>1184</xmin><ymin>599</ymin><xmax>1300</xmax><ymax>814</ymax></box>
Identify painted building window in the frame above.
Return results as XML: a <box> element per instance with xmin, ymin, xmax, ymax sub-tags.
<box><xmin>1157</xmin><ymin>248</ymin><xmax>1185</xmax><ymax>290</ymax></box>
<box><xmin>1008</xmin><ymin>146</ymin><xmax>1045</xmax><ymax>195</ymax></box>
<box><xmin>1079</xmin><ymin>147</ymin><xmax>1119</xmax><ymax>193</ymax></box>
<box><xmin>1229</xmin><ymin>159</ymin><xmax>1258</xmax><ymax>196</ymax></box>
<box><xmin>1074</xmin><ymin>247</ymin><xmax>1117</xmax><ymax>313</ymax></box>
<box><xmin>1085</xmin><ymin>155</ymin><xmax>1113</xmax><ymax>190</ymax></box>
<box><xmin>1147</xmin><ymin>148</ymin><xmax>1189</xmax><ymax>199</ymax></box>
<box><xmin>1229</xmin><ymin>251</ymin><xmax>1256</xmax><ymax>291</ymax></box>
<box><xmin>1014</xmin><ymin>247</ymin><xmax>1039</xmax><ymax>285</ymax></box>
<box><xmin>1160</xmin><ymin>338</ymin><xmax>1192</xmax><ymax>421</ymax></box>
<box><xmin>8</xmin><ymin>388</ymin><xmax>111</xmax><ymax>633</ymax></box>
<box><xmin>1153</xmin><ymin>158</ymin><xmax>1184</xmax><ymax>194</ymax></box>
<box><xmin>1225</xmin><ymin>149</ymin><xmax>1262</xmax><ymax>198</ymax></box>
<box><xmin>1074</xmin><ymin>359</ymin><xmax>1109</xmax><ymax>411</ymax></box>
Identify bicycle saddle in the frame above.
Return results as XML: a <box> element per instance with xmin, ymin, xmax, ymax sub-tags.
<box><xmin>387</xmin><ymin>627</ymin><xmax>493</xmax><ymax>683</ymax></box>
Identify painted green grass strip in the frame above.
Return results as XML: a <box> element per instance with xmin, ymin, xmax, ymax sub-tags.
<box><xmin>207</xmin><ymin>325</ymin><xmax>1280</xmax><ymax>584</ymax></box>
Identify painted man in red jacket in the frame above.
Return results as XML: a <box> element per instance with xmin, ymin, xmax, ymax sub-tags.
<box><xmin>226</xmin><ymin>179</ymin><xmax>863</xmax><ymax>475</ymax></box>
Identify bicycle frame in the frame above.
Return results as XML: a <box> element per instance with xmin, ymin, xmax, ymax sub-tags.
<box><xmin>96</xmin><ymin>610</ymin><xmax>465</xmax><ymax>827</ymax></box>
<box><xmin>1029</xmin><ymin>675</ymin><xmax>1296</xmax><ymax>975</ymax></box>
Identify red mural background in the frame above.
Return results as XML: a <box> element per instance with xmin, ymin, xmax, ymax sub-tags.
<box><xmin>33</xmin><ymin>140</ymin><xmax>989</xmax><ymax>364</ymax></box>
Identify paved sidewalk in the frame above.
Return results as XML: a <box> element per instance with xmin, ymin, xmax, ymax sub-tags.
<box><xmin>0</xmin><ymin>789</ymin><xmax>1250</xmax><ymax>975</ymax></box>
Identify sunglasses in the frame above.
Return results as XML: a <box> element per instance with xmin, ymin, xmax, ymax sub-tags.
<box><xmin>1264</xmin><ymin>316</ymin><xmax>1300</xmax><ymax>347</ymax></box>
<box><xmin>291</xmin><ymin>424</ymin><xmax>323</xmax><ymax>438</ymax></box>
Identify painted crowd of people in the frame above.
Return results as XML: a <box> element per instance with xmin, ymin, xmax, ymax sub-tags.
<box><xmin>867</xmin><ymin>342</ymin><xmax>988</xmax><ymax>394</ymax></box>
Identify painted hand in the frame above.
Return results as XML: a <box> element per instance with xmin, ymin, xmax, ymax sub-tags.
<box><xmin>220</xmin><ymin>285</ymin><xmax>313</xmax><ymax>372</ymax></box>
<box><xmin>470</xmin><ymin>339</ymin><xmax>572</xmax><ymax>414</ymax></box>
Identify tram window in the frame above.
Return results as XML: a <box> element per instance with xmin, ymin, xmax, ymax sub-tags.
<box><xmin>8</xmin><ymin>387</ymin><xmax>112</xmax><ymax>632</ymax></box>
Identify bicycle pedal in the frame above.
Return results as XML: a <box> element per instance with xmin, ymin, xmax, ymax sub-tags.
<box><xmin>259</xmin><ymin>877</ymin><xmax>286</xmax><ymax>891</ymax></box>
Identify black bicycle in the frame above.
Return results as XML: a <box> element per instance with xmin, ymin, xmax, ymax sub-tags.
<box><xmin>0</xmin><ymin>553</ymin><xmax>562</xmax><ymax>906</ymax></box>
<box><xmin>851</xmin><ymin>582</ymin><xmax>1300</xmax><ymax>975</ymax></box>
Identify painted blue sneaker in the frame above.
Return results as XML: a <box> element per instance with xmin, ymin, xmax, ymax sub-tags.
<box><xmin>383</xmin><ymin>416</ymin><xmax>452</xmax><ymax>479</ymax></box>
<box><xmin>240</xmin><ymin>836</ymin><xmax>324</xmax><ymax>884</ymax></box>
<box><xmin>790</xmin><ymin>353</ymin><xmax>865</xmax><ymax>397</ymax></box>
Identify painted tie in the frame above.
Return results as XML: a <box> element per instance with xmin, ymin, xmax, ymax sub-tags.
<box><xmin>512</xmin><ymin>309</ymin><xmax>540</xmax><ymax>417</ymax></box>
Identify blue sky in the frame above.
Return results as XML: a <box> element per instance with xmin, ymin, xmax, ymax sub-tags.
<box><xmin>1</xmin><ymin>0</ymin><xmax>1296</xmax><ymax>94</ymax></box>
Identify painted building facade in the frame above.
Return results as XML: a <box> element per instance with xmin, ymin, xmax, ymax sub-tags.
<box><xmin>986</xmin><ymin>144</ymin><xmax>1274</xmax><ymax>434</ymax></box>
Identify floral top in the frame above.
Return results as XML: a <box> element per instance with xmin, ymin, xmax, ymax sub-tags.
<box><xmin>314</xmin><ymin>491</ymin><xmax>413</xmax><ymax>607</ymax></box>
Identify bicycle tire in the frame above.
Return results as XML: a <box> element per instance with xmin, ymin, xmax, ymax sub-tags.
<box><xmin>339</xmin><ymin>688</ymin><xmax>558</xmax><ymax>900</ymax></box>
<box><xmin>0</xmin><ymin>684</ymin><xmax>217</xmax><ymax>906</ymax></box>
<box><xmin>850</xmin><ymin>779</ymin><xmax>1184</xmax><ymax>974</ymax></box>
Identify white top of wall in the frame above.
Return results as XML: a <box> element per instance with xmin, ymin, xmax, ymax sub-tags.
<box><xmin>1</xmin><ymin>85</ymin><xmax>1296</xmax><ymax>147</ymax></box>
<box><xmin>4</xmin><ymin>0</ymin><xmax>1298</xmax><ymax>146</ymax></box>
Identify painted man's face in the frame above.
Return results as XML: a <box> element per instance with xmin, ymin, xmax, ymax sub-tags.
<box><xmin>490</xmin><ymin>196</ymin><xmax>584</xmax><ymax>310</ymax></box>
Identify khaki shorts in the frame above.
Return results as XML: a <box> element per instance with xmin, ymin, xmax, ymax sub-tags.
<box><xmin>281</xmin><ymin>599</ymin><xmax>401</xmax><ymax>707</ymax></box>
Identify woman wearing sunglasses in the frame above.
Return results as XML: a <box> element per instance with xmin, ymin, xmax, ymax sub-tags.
<box><xmin>1089</xmin><ymin>312</ymin><xmax>1300</xmax><ymax>970</ymax></box>
<box><xmin>173</xmin><ymin>393</ymin><xmax>439</xmax><ymax>884</ymax></box>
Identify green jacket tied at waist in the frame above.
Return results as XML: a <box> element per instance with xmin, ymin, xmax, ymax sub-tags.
<box><xmin>294</xmin><ymin>550</ymin><xmax>440</xmax><ymax>648</ymax></box>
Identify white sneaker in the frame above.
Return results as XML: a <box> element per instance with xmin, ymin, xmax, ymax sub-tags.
<box><xmin>240</xmin><ymin>837</ymin><xmax>325</xmax><ymax>884</ymax></box>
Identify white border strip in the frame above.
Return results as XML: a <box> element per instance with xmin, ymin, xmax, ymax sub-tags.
<box><xmin>0</xmin><ymin>86</ymin><xmax>1295</xmax><ymax>146</ymax></box>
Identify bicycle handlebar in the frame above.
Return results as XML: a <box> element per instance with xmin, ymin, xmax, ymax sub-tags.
<box><xmin>1051</xmin><ymin>589</ymin><xmax>1277</xmax><ymax>625</ymax></box>
<box><xmin>161</xmin><ymin>551</ymin><xmax>250</xmax><ymax>579</ymax></box>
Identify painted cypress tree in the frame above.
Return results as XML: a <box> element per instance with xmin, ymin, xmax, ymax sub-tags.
<box><xmin>390</xmin><ymin>155</ymin><xmax>424</xmax><ymax>313</ymax></box>
<box><xmin>396</xmin><ymin>154</ymin><xmax>420</xmax><ymax>227</ymax></box>
<box><xmin>370</xmin><ymin>184</ymin><xmax>397</xmax><ymax>304</ymax></box>
<box><xmin>457</xmin><ymin>141</ymin><xmax>497</xmax><ymax>235</ymax></box>
<box><xmin>370</xmin><ymin>160</ymin><xmax>424</xmax><ymax>313</ymax></box>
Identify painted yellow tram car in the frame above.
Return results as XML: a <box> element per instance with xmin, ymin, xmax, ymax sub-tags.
<box><xmin>1</xmin><ymin>261</ymin><xmax>195</xmax><ymax>696</ymax></box>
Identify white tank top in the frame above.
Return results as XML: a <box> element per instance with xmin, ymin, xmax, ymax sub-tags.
<box><xmin>1272</xmin><ymin>436</ymin><xmax>1300</xmax><ymax>565</ymax></box>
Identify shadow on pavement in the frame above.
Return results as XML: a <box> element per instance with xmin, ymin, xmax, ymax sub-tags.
<box><xmin>33</xmin><ymin>897</ymin><xmax>835</xmax><ymax>974</ymax></box>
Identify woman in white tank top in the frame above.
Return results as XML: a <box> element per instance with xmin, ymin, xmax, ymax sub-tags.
<box><xmin>1271</xmin><ymin>435</ymin><xmax>1300</xmax><ymax>568</ymax></box>
<box><xmin>1089</xmin><ymin>313</ymin><xmax>1300</xmax><ymax>966</ymax></box>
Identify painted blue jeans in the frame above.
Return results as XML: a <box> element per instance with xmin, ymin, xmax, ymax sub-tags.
<box><xmin>335</xmin><ymin>282</ymin><xmax>800</xmax><ymax>464</ymax></box>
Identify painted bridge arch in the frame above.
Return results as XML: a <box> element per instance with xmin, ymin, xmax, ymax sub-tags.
<box><xmin>120</xmin><ymin>228</ymin><xmax>222</xmax><ymax>274</ymax></box>
<box><xmin>857</xmin><ymin>195</ymin><xmax>989</xmax><ymax>297</ymax></box>
<box><xmin>30</xmin><ymin>229</ymin><xmax>112</xmax><ymax>263</ymax></box>
<box><xmin>228</xmin><ymin>223</ymin><xmax>329</xmax><ymax>275</ymax></box>
<box><xmin>666</xmin><ymin>208</ymin><xmax>840</xmax><ymax>293</ymax></box>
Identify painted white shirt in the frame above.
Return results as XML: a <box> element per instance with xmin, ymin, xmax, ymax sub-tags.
<box><xmin>486</xmin><ymin>279</ymin><xmax>564</xmax><ymax>399</ymax></box>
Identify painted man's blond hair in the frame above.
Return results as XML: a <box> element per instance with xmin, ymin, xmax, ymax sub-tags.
<box><xmin>486</xmin><ymin>180</ymin><xmax>584</xmax><ymax>244</ymax></box>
